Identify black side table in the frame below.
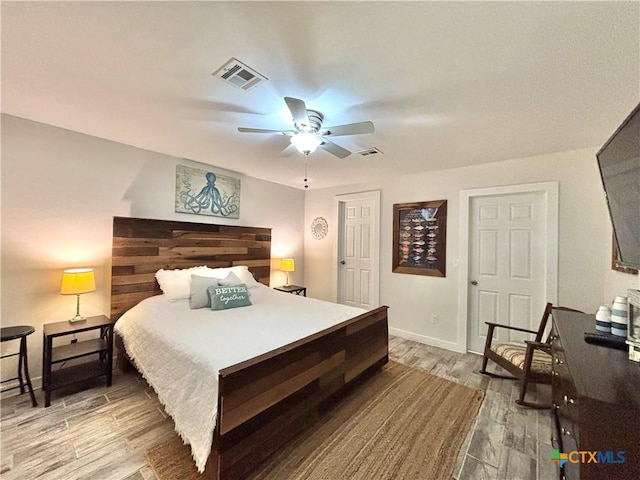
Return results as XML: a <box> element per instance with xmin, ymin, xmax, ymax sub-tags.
<box><xmin>1</xmin><ymin>325</ymin><xmax>38</xmax><ymax>407</ymax></box>
<box><xmin>274</xmin><ymin>285</ymin><xmax>307</xmax><ymax>296</ymax></box>
<box><xmin>42</xmin><ymin>315</ymin><xmax>114</xmax><ymax>407</ymax></box>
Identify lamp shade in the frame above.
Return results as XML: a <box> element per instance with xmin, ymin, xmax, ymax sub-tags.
<box><xmin>290</xmin><ymin>132</ymin><xmax>322</xmax><ymax>154</ymax></box>
<box><xmin>280</xmin><ymin>258</ymin><xmax>295</xmax><ymax>272</ymax></box>
<box><xmin>60</xmin><ymin>268</ymin><xmax>96</xmax><ymax>295</ymax></box>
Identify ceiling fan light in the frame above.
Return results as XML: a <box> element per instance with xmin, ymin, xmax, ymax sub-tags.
<box><xmin>291</xmin><ymin>132</ymin><xmax>322</xmax><ymax>154</ymax></box>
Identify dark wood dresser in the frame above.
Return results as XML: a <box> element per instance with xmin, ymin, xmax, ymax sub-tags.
<box><xmin>551</xmin><ymin>309</ymin><xmax>640</xmax><ymax>480</ymax></box>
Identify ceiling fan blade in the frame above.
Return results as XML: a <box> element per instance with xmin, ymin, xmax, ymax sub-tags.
<box><xmin>284</xmin><ymin>97</ymin><xmax>310</xmax><ymax>129</ymax></box>
<box><xmin>238</xmin><ymin>127</ymin><xmax>295</xmax><ymax>136</ymax></box>
<box><xmin>320</xmin><ymin>139</ymin><xmax>351</xmax><ymax>159</ymax></box>
<box><xmin>280</xmin><ymin>143</ymin><xmax>298</xmax><ymax>157</ymax></box>
<box><xmin>320</xmin><ymin>121</ymin><xmax>375</xmax><ymax>137</ymax></box>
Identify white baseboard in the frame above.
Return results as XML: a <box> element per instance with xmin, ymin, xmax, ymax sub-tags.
<box><xmin>389</xmin><ymin>327</ymin><xmax>465</xmax><ymax>354</ymax></box>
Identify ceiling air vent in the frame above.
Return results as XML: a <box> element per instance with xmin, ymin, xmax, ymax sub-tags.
<box><xmin>212</xmin><ymin>58</ymin><xmax>267</xmax><ymax>91</ymax></box>
<box><xmin>356</xmin><ymin>147</ymin><xmax>384</xmax><ymax>157</ymax></box>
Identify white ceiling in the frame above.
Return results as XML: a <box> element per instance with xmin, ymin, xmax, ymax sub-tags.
<box><xmin>2</xmin><ymin>1</ymin><xmax>639</xmax><ymax>190</ymax></box>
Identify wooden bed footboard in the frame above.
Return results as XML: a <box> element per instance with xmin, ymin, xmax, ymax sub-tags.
<box><xmin>115</xmin><ymin>305</ymin><xmax>388</xmax><ymax>479</ymax></box>
<box><xmin>205</xmin><ymin>305</ymin><xmax>389</xmax><ymax>480</ymax></box>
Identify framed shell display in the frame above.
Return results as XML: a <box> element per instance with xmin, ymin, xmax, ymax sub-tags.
<box><xmin>392</xmin><ymin>200</ymin><xmax>447</xmax><ymax>277</ymax></box>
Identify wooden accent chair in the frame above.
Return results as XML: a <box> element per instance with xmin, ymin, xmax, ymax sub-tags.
<box><xmin>479</xmin><ymin>303</ymin><xmax>582</xmax><ymax>409</ymax></box>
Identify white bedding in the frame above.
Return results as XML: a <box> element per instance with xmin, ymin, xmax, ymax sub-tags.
<box><xmin>114</xmin><ymin>284</ymin><xmax>366</xmax><ymax>472</ymax></box>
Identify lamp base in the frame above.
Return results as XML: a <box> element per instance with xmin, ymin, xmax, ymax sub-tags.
<box><xmin>69</xmin><ymin>294</ymin><xmax>88</xmax><ymax>323</ymax></box>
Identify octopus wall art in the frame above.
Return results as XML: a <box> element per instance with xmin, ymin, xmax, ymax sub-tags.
<box><xmin>175</xmin><ymin>165</ymin><xmax>240</xmax><ymax>219</ymax></box>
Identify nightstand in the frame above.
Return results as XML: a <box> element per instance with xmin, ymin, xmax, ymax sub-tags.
<box><xmin>42</xmin><ymin>315</ymin><xmax>114</xmax><ymax>407</ymax></box>
<box><xmin>274</xmin><ymin>285</ymin><xmax>307</xmax><ymax>296</ymax></box>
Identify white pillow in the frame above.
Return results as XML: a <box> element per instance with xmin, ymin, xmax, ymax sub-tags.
<box><xmin>155</xmin><ymin>266</ymin><xmax>208</xmax><ymax>301</ymax></box>
<box><xmin>230</xmin><ymin>265</ymin><xmax>260</xmax><ymax>288</ymax></box>
<box><xmin>199</xmin><ymin>267</ymin><xmax>232</xmax><ymax>279</ymax></box>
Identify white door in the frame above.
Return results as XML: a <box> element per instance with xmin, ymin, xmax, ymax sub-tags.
<box><xmin>337</xmin><ymin>193</ymin><xmax>379</xmax><ymax>309</ymax></box>
<box><xmin>466</xmin><ymin>192</ymin><xmax>547</xmax><ymax>353</ymax></box>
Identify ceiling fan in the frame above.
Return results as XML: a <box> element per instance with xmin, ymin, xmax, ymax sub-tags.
<box><xmin>237</xmin><ymin>97</ymin><xmax>374</xmax><ymax>159</ymax></box>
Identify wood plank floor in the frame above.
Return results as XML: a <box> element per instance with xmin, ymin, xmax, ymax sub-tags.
<box><xmin>0</xmin><ymin>336</ymin><xmax>560</xmax><ymax>480</ymax></box>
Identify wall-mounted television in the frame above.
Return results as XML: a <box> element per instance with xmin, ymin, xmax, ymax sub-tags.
<box><xmin>596</xmin><ymin>102</ymin><xmax>640</xmax><ymax>270</ymax></box>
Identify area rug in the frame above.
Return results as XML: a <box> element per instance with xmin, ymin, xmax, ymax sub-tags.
<box><xmin>145</xmin><ymin>361</ymin><xmax>484</xmax><ymax>480</ymax></box>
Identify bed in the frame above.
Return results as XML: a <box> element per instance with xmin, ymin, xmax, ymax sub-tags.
<box><xmin>111</xmin><ymin>217</ymin><xmax>389</xmax><ymax>479</ymax></box>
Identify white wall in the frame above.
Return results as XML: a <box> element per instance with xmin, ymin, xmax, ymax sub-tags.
<box><xmin>304</xmin><ymin>148</ymin><xmax>638</xmax><ymax>352</ymax></box>
<box><xmin>0</xmin><ymin>114</ymin><xmax>305</xmax><ymax>381</ymax></box>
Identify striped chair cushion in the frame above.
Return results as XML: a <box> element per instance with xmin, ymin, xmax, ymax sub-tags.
<box><xmin>490</xmin><ymin>343</ymin><xmax>552</xmax><ymax>374</ymax></box>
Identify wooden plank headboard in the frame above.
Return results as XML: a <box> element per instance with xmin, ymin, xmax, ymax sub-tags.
<box><xmin>111</xmin><ymin>216</ymin><xmax>271</xmax><ymax>321</ymax></box>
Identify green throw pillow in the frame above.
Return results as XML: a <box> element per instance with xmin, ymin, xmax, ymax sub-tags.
<box><xmin>207</xmin><ymin>284</ymin><xmax>252</xmax><ymax>310</ymax></box>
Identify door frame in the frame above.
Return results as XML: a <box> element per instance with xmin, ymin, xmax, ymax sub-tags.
<box><xmin>331</xmin><ymin>190</ymin><xmax>381</xmax><ymax>307</ymax></box>
<box><xmin>457</xmin><ymin>182</ymin><xmax>559</xmax><ymax>352</ymax></box>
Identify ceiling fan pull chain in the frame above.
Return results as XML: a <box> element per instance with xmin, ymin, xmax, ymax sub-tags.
<box><xmin>304</xmin><ymin>154</ymin><xmax>309</xmax><ymax>189</ymax></box>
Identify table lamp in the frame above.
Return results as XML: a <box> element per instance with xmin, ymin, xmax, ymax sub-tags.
<box><xmin>60</xmin><ymin>268</ymin><xmax>96</xmax><ymax>322</ymax></box>
<box><xmin>281</xmin><ymin>258</ymin><xmax>295</xmax><ymax>287</ymax></box>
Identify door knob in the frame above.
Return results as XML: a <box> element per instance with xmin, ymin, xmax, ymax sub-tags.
<box><xmin>470</xmin><ymin>280</ymin><xmax>478</xmax><ymax>286</ymax></box>
<box><xmin>340</xmin><ymin>260</ymin><xmax>346</xmax><ymax>265</ymax></box>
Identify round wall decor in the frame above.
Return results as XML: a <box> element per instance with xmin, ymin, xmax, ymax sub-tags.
<box><xmin>311</xmin><ymin>216</ymin><xmax>328</xmax><ymax>240</ymax></box>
